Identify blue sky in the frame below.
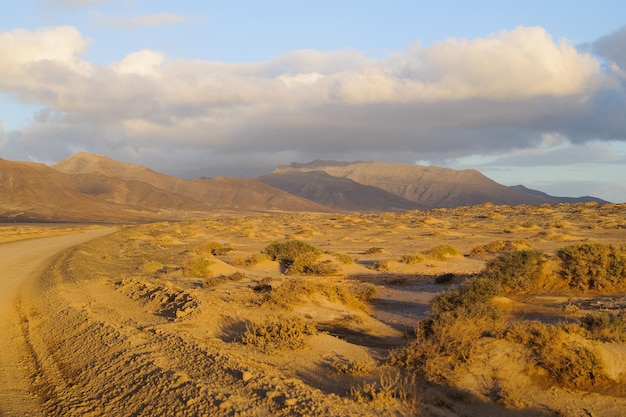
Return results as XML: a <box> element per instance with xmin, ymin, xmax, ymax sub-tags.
<box><xmin>2</xmin><ymin>0</ymin><xmax>626</xmax><ymax>202</ymax></box>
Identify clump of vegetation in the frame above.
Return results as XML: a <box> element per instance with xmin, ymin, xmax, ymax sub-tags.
<box><xmin>141</xmin><ymin>260</ymin><xmax>164</xmax><ymax>273</ymax></box>
<box><xmin>331</xmin><ymin>252</ymin><xmax>354</xmax><ymax>265</ymax></box>
<box><xmin>505</xmin><ymin>322</ymin><xmax>607</xmax><ymax>388</ymax></box>
<box><xmin>203</xmin><ymin>272</ymin><xmax>248</xmax><ymax>288</ymax></box>
<box><xmin>430</xmin><ymin>277</ymin><xmax>501</xmax><ymax>318</ymax></box>
<box><xmin>262</xmin><ymin>240</ymin><xmax>339</xmax><ymax>275</ymax></box>
<box><xmin>320</xmin><ymin>282</ymin><xmax>378</xmax><ymax>312</ymax></box>
<box><xmin>329</xmin><ymin>354</ymin><xmax>376</xmax><ymax>375</ymax></box>
<box><xmin>470</xmin><ymin>240</ymin><xmax>531</xmax><ymax>256</ymax></box>
<box><xmin>363</xmin><ymin>247</ymin><xmax>384</xmax><ymax>255</ymax></box>
<box><xmin>580</xmin><ymin>311</ymin><xmax>626</xmax><ymax>342</ymax></box>
<box><xmin>556</xmin><ymin>243</ymin><xmax>626</xmax><ymax>290</ymax></box>
<box><xmin>299</xmin><ymin>259</ymin><xmax>341</xmax><ymax>276</ymax></box>
<box><xmin>232</xmin><ymin>253</ymin><xmax>270</xmax><ymax>267</ymax></box>
<box><xmin>242</xmin><ymin>315</ymin><xmax>316</xmax><ymax>352</ymax></box>
<box><xmin>481</xmin><ymin>250</ymin><xmax>546</xmax><ymax>292</ymax></box>
<box><xmin>184</xmin><ymin>257</ymin><xmax>213</xmax><ymax>277</ymax></box>
<box><xmin>425</xmin><ymin>245</ymin><xmax>460</xmax><ymax>261</ymax></box>
<box><xmin>399</xmin><ymin>253</ymin><xmax>424</xmax><ymax>264</ymax></box>
<box><xmin>198</xmin><ymin>241</ymin><xmax>234</xmax><ymax>256</ymax></box>
<box><xmin>369</xmin><ymin>260</ymin><xmax>390</xmax><ymax>272</ymax></box>
<box><xmin>350</xmin><ymin>369</ymin><xmax>406</xmax><ymax>404</ymax></box>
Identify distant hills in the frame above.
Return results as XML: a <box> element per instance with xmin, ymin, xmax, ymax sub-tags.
<box><xmin>260</xmin><ymin>160</ymin><xmax>607</xmax><ymax>210</ymax></box>
<box><xmin>0</xmin><ymin>152</ymin><xmax>608</xmax><ymax>223</ymax></box>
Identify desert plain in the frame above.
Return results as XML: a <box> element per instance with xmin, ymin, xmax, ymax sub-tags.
<box><xmin>1</xmin><ymin>202</ymin><xmax>626</xmax><ymax>416</ymax></box>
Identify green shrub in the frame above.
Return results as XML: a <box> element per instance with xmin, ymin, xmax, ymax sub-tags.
<box><xmin>482</xmin><ymin>250</ymin><xmax>546</xmax><ymax>292</ymax></box>
<box><xmin>262</xmin><ymin>240</ymin><xmax>321</xmax><ymax>274</ymax></box>
<box><xmin>431</xmin><ymin>277</ymin><xmax>501</xmax><ymax>318</ymax></box>
<box><xmin>556</xmin><ymin>243</ymin><xmax>626</xmax><ymax>290</ymax></box>
<box><xmin>184</xmin><ymin>257</ymin><xmax>213</xmax><ymax>277</ymax></box>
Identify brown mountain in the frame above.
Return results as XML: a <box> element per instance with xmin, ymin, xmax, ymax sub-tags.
<box><xmin>0</xmin><ymin>158</ymin><xmax>197</xmax><ymax>222</ymax></box>
<box><xmin>269</xmin><ymin>160</ymin><xmax>608</xmax><ymax>209</ymax></box>
<box><xmin>259</xmin><ymin>170</ymin><xmax>424</xmax><ymax>212</ymax></box>
<box><xmin>53</xmin><ymin>152</ymin><xmax>329</xmax><ymax>213</ymax></box>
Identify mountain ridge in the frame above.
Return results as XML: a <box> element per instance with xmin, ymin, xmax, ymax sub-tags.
<box><xmin>270</xmin><ymin>160</ymin><xmax>608</xmax><ymax>208</ymax></box>
<box><xmin>0</xmin><ymin>153</ymin><xmax>610</xmax><ymax>223</ymax></box>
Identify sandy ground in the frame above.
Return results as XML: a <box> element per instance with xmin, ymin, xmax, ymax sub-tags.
<box><xmin>0</xmin><ymin>228</ymin><xmax>115</xmax><ymax>416</ymax></box>
<box><xmin>1</xmin><ymin>203</ymin><xmax>626</xmax><ymax>416</ymax></box>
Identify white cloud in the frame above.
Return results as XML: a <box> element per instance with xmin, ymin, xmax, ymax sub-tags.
<box><xmin>110</xmin><ymin>49</ymin><xmax>165</xmax><ymax>78</ymax></box>
<box><xmin>92</xmin><ymin>12</ymin><xmax>196</xmax><ymax>29</ymax></box>
<box><xmin>1</xmin><ymin>24</ymin><xmax>625</xmax><ymax>202</ymax></box>
<box><xmin>45</xmin><ymin>0</ymin><xmax>108</xmax><ymax>8</ymax></box>
<box><xmin>0</xmin><ymin>26</ymin><xmax>91</xmax><ymax>75</ymax></box>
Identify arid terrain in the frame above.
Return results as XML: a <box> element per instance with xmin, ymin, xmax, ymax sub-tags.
<box><xmin>1</xmin><ymin>202</ymin><xmax>626</xmax><ymax>416</ymax></box>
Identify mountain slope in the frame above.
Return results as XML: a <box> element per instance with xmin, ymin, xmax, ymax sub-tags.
<box><xmin>509</xmin><ymin>185</ymin><xmax>608</xmax><ymax>204</ymax></box>
<box><xmin>53</xmin><ymin>152</ymin><xmax>330</xmax><ymax>213</ymax></box>
<box><xmin>259</xmin><ymin>170</ymin><xmax>424</xmax><ymax>212</ymax></box>
<box><xmin>0</xmin><ymin>158</ymin><xmax>186</xmax><ymax>222</ymax></box>
<box><xmin>280</xmin><ymin>160</ymin><xmax>608</xmax><ymax>208</ymax></box>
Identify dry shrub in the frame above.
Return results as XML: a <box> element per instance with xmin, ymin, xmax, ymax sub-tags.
<box><xmin>425</xmin><ymin>245</ymin><xmax>460</xmax><ymax>261</ymax></box>
<box><xmin>505</xmin><ymin>322</ymin><xmax>607</xmax><ymax>388</ymax></box>
<box><xmin>300</xmin><ymin>259</ymin><xmax>341</xmax><ymax>276</ymax></box>
<box><xmin>351</xmin><ymin>369</ymin><xmax>403</xmax><ymax>403</ymax></box>
<box><xmin>470</xmin><ymin>240</ymin><xmax>531</xmax><ymax>256</ymax></box>
<box><xmin>203</xmin><ymin>272</ymin><xmax>248</xmax><ymax>288</ymax></box>
<box><xmin>389</xmin><ymin>310</ymin><xmax>505</xmax><ymax>384</ymax></box>
<box><xmin>329</xmin><ymin>354</ymin><xmax>376</xmax><ymax>375</ymax></box>
<box><xmin>331</xmin><ymin>252</ymin><xmax>354</xmax><ymax>265</ymax></box>
<box><xmin>580</xmin><ymin>311</ymin><xmax>626</xmax><ymax>342</ymax></box>
<box><xmin>197</xmin><ymin>241</ymin><xmax>233</xmax><ymax>256</ymax></box>
<box><xmin>363</xmin><ymin>247</ymin><xmax>384</xmax><ymax>254</ymax></box>
<box><xmin>369</xmin><ymin>260</ymin><xmax>390</xmax><ymax>272</ymax></box>
<box><xmin>556</xmin><ymin>243</ymin><xmax>626</xmax><ymax>290</ymax></box>
<box><xmin>266</xmin><ymin>279</ymin><xmax>377</xmax><ymax>312</ymax></box>
<box><xmin>231</xmin><ymin>252</ymin><xmax>270</xmax><ymax>267</ymax></box>
<box><xmin>141</xmin><ymin>260</ymin><xmax>164</xmax><ymax>273</ymax></box>
<box><xmin>184</xmin><ymin>257</ymin><xmax>213</xmax><ymax>277</ymax></box>
<box><xmin>320</xmin><ymin>282</ymin><xmax>378</xmax><ymax>312</ymax></box>
<box><xmin>399</xmin><ymin>253</ymin><xmax>424</xmax><ymax>264</ymax></box>
<box><xmin>267</xmin><ymin>279</ymin><xmax>317</xmax><ymax>308</ymax></box>
<box><xmin>242</xmin><ymin>315</ymin><xmax>316</xmax><ymax>352</ymax></box>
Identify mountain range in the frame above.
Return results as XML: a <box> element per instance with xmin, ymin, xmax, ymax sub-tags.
<box><xmin>0</xmin><ymin>152</ymin><xmax>607</xmax><ymax>223</ymax></box>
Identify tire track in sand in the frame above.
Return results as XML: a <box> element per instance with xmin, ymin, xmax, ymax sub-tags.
<box><xmin>0</xmin><ymin>228</ymin><xmax>115</xmax><ymax>416</ymax></box>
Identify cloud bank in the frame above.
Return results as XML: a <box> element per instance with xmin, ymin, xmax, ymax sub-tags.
<box><xmin>0</xmin><ymin>24</ymin><xmax>625</xmax><ymax>200</ymax></box>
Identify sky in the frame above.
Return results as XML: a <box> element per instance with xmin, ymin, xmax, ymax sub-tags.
<box><xmin>1</xmin><ymin>1</ymin><xmax>626</xmax><ymax>203</ymax></box>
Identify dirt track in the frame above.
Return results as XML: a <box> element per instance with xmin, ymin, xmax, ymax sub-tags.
<box><xmin>0</xmin><ymin>228</ymin><xmax>114</xmax><ymax>416</ymax></box>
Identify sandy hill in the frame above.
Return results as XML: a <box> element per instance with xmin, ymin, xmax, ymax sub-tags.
<box><xmin>259</xmin><ymin>170</ymin><xmax>424</xmax><ymax>212</ymax></box>
<box><xmin>278</xmin><ymin>160</ymin><xmax>607</xmax><ymax>208</ymax></box>
<box><xmin>53</xmin><ymin>152</ymin><xmax>329</xmax><ymax>213</ymax></box>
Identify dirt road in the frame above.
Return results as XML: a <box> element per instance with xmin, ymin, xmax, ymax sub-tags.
<box><xmin>0</xmin><ymin>228</ymin><xmax>114</xmax><ymax>416</ymax></box>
